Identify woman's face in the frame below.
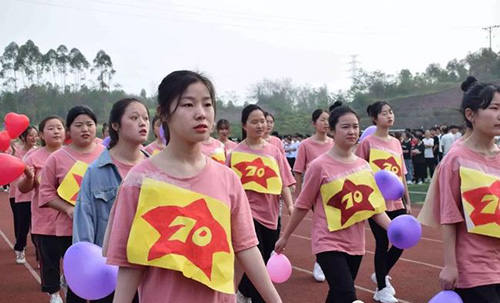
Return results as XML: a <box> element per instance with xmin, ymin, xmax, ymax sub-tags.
<box><xmin>331</xmin><ymin>113</ymin><xmax>359</xmax><ymax>149</ymax></box>
<box><xmin>244</xmin><ymin>110</ymin><xmax>266</xmax><ymax>139</ymax></box>
<box><xmin>166</xmin><ymin>82</ymin><xmax>215</xmax><ymax>144</ymax></box>
<box><xmin>468</xmin><ymin>92</ymin><xmax>500</xmax><ymax>138</ymax></box>
<box><xmin>114</xmin><ymin>102</ymin><xmax>150</xmax><ymax>145</ymax></box>
<box><xmin>41</xmin><ymin>118</ymin><xmax>65</xmax><ymax>147</ymax></box>
<box><xmin>375</xmin><ymin>105</ymin><xmax>395</xmax><ymax>127</ymax></box>
<box><xmin>314</xmin><ymin>112</ymin><xmax>330</xmax><ymax>134</ymax></box>
<box><xmin>68</xmin><ymin>114</ymin><xmax>97</xmax><ymax>147</ymax></box>
<box><xmin>266</xmin><ymin>115</ymin><xmax>274</xmax><ymax>135</ymax></box>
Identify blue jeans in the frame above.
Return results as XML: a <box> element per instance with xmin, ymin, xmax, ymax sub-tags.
<box><xmin>404</xmin><ymin>158</ymin><xmax>413</xmax><ymax>182</ymax></box>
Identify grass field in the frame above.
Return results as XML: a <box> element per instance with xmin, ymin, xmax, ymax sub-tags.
<box><xmin>407</xmin><ymin>183</ymin><xmax>430</xmax><ymax>203</ymax></box>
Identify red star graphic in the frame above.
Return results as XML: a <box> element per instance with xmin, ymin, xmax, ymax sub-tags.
<box><xmin>373</xmin><ymin>157</ymin><xmax>402</xmax><ymax>177</ymax></box>
<box><xmin>463</xmin><ymin>180</ymin><xmax>500</xmax><ymax>226</ymax></box>
<box><xmin>328</xmin><ymin>179</ymin><xmax>375</xmax><ymax>225</ymax></box>
<box><xmin>70</xmin><ymin>173</ymin><xmax>83</xmax><ymax>201</ymax></box>
<box><xmin>142</xmin><ymin>198</ymin><xmax>230</xmax><ymax>280</ymax></box>
<box><xmin>233</xmin><ymin>157</ymin><xmax>277</xmax><ymax>189</ymax></box>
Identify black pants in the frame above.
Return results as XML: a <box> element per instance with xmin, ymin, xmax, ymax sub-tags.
<box><xmin>413</xmin><ymin>161</ymin><xmax>426</xmax><ymax>183</ymax></box>
<box><xmin>369</xmin><ymin>209</ymin><xmax>406</xmax><ymax>290</ymax></box>
<box><xmin>425</xmin><ymin>158</ymin><xmax>435</xmax><ymax>178</ymax></box>
<box><xmin>286</xmin><ymin>157</ymin><xmax>295</xmax><ymax>170</ymax></box>
<box><xmin>37</xmin><ymin>234</ymin><xmax>62</xmax><ymax>294</ymax></box>
<box><xmin>316</xmin><ymin>251</ymin><xmax>362</xmax><ymax>303</ymax></box>
<box><xmin>13</xmin><ymin>201</ymin><xmax>31</xmax><ymax>252</ymax></box>
<box><xmin>9</xmin><ymin>198</ymin><xmax>18</xmax><ymax>240</ymax></box>
<box><xmin>239</xmin><ymin>220</ymin><xmax>278</xmax><ymax>303</ymax></box>
<box><xmin>456</xmin><ymin>284</ymin><xmax>500</xmax><ymax>303</ymax></box>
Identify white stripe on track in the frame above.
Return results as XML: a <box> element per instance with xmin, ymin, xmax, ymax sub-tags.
<box><xmin>291</xmin><ymin>265</ymin><xmax>413</xmax><ymax>303</ymax></box>
<box><xmin>0</xmin><ymin>228</ymin><xmax>41</xmax><ymax>284</ymax></box>
<box><xmin>290</xmin><ymin>233</ymin><xmax>444</xmax><ymax>270</ymax></box>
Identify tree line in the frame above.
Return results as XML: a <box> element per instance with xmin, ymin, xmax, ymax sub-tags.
<box><xmin>1</xmin><ymin>40</ymin><xmax>499</xmax><ymax>138</ymax></box>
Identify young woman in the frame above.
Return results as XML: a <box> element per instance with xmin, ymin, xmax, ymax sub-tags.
<box><xmin>105</xmin><ymin>71</ymin><xmax>281</xmax><ymax>303</ymax></box>
<box><xmin>412</xmin><ymin>135</ymin><xmax>426</xmax><ymax>184</ymax></box>
<box><xmin>275</xmin><ymin>101</ymin><xmax>391</xmax><ymax>303</ymax></box>
<box><xmin>228</xmin><ymin>104</ymin><xmax>295</xmax><ymax>303</ymax></box>
<box><xmin>18</xmin><ymin>116</ymin><xmax>65</xmax><ymax>303</ymax></box>
<box><xmin>144</xmin><ymin>115</ymin><xmax>166</xmax><ymax>155</ymax></box>
<box><xmin>10</xmin><ymin>125</ymin><xmax>38</xmax><ymax>264</ymax></box>
<box><xmin>263</xmin><ymin>112</ymin><xmax>286</xmax><ymax>155</ymax></box>
<box><xmin>437</xmin><ymin>77</ymin><xmax>500</xmax><ymax>303</ymax></box>
<box><xmin>39</xmin><ymin>105</ymin><xmax>105</xmax><ymax>303</ymax></box>
<box><xmin>73</xmin><ymin>98</ymin><xmax>149</xmax><ymax>303</ymax></box>
<box><xmin>355</xmin><ymin>101</ymin><xmax>411</xmax><ymax>303</ymax></box>
<box><xmin>216</xmin><ymin>118</ymin><xmax>238</xmax><ymax>153</ymax></box>
<box><xmin>293</xmin><ymin>108</ymin><xmax>333</xmax><ymax>282</ymax></box>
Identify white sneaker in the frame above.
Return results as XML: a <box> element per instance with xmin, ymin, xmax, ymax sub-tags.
<box><xmin>49</xmin><ymin>292</ymin><xmax>63</xmax><ymax>303</ymax></box>
<box><xmin>236</xmin><ymin>291</ymin><xmax>251</xmax><ymax>303</ymax></box>
<box><xmin>373</xmin><ymin>287</ymin><xmax>398</xmax><ymax>303</ymax></box>
<box><xmin>313</xmin><ymin>262</ymin><xmax>326</xmax><ymax>282</ymax></box>
<box><xmin>352</xmin><ymin>301</ymin><xmax>364</xmax><ymax>303</ymax></box>
<box><xmin>60</xmin><ymin>275</ymin><xmax>67</xmax><ymax>297</ymax></box>
<box><xmin>370</xmin><ymin>273</ymin><xmax>395</xmax><ymax>295</ymax></box>
<box><xmin>417</xmin><ymin>181</ymin><xmax>423</xmax><ymax>185</ymax></box>
<box><xmin>406</xmin><ymin>180</ymin><xmax>413</xmax><ymax>185</ymax></box>
<box><xmin>15</xmin><ymin>250</ymin><xmax>26</xmax><ymax>264</ymax></box>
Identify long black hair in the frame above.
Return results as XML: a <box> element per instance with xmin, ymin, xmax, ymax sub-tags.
<box><xmin>460</xmin><ymin>76</ymin><xmax>500</xmax><ymax>129</ymax></box>
<box><xmin>241</xmin><ymin>104</ymin><xmax>265</xmax><ymax>140</ymax></box>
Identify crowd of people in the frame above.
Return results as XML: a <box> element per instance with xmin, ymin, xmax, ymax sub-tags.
<box><xmin>2</xmin><ymin>72</ymin><xmax>500</xmax><ymax>303</ymax></box>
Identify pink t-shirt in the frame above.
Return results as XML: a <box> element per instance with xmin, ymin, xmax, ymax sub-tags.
<box><xmin>95</xmin><ymin>137</ymin><xmax>104</xmax><ymax>145</ymax></box>
<box><xmin>111</xmin><ymin>156</ymin><xmax>141</xmax><ymax>179</ymax></box>
<box><xmin>24</xmin><ymin>147</ymin><xmax>60</xmax><ymax>235</ymax></box>
<box><xmin>296</xmin><ymin>154</ymin><xmax>369</xmax><ymax>255</ymax></box>
<box><xmin>11</xmin><ymin>146</ymin><xmax>36</xmax><ymax>202</ymax></box>
<box><xmin>355</xmin><ymin>135</ymin><xmax>407</xmax><ymax>211</ymax></box>
<box><xmin>39</xmin><ymin>144</ymin><xmax>105</xmax><ymax>236</ymax></box>
<box><xmin>293</xmin><ymin>137</ymin><xmax>334</xmax><ymax>174</ymax></box>
<box><xmin>228</xmin><ymin>142</ymin><xmax>296</xmax><ymax>230</ymax></box>
<box><xmin>201</xmin><ymin>138</ymin><xmax>226</xmax><ymax>163</ymax></box>
<box><xmin>144</xmin><ymin>141</ymin><xmax>165</xmax><ymax>155</ymax></box>
<box><xmin>266</xmin><ymin>136</ymin><xmax>285</xmax><ymax>156</ymax></box>
<box><xmin>222</xmin><ymin>140</ymin><xmax>238</xmax><ymax>154</ymax></box>
<box><xmin>435</xmin><ymin>144</ymin><xmax>500</xmax><ymax>288</ymax></box>
<box><xmin>106</xmin><ymin>158</ymin><xmax>258</xmax><ymax>303</ymax></box>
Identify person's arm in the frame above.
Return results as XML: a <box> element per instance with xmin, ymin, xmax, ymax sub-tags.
<box><xmin>281</xmin><ymin>186</ymin><xmax>294</xmax><ymax>215</ymax></box>
<box><xmin>372</xmin><ymin>211</ymin><xmax>391</xmax><ymax>230</ymax></box>
<box><xmin>439</xmin><ymin>224</ymin><xmax>458</xmax><ymax>290</ymax></box>
<box><xmin>236</xmin><ymin>247</ymin><xmax>282</xmax><ymax>303</ymax></box>
<box><xmin>275</xmin><ymin>208</ymin><xmax>308</xmax><ymax>253</ymax></box>
<box><xmin>112</xmin><ymin>267</ymin><xmax>144</xmax><ymax>303</ymax></box>
<box><xmin>18</xmin><ymin>165</ymin><xmax>35</xmax><ymax>193</ymax></box>
<box><xmin>293</xmin><ymin>172</ymin><xmax>303</xmax><ymax>199</ymax></box>
<box><xmin>47</xmin><ymin>198</ymin><xmax>75</xmax><ymax>219</ymax></box>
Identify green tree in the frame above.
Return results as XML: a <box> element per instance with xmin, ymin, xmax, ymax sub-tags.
<box><xmin>69</xmin><ymin>48</ymin><xmax>89</xmax><ymax>91</ymax></box>
<box><xmin>17</xmin><ymin>40</ymin><xmax>42</xmax><ymax>86</ymax></box>
<box><xmin>56</xmin><ymin>45</ymin><xmax>70</xmax><ymax>89</ymax></box>
<box><xmin>0</xmin><ymin>42</ymin><xmax>21</xmax><ymax>92</ymax></box>
<box><xmin>92</xmin><ymin>50</ymin><xmax>115</xmax><ymax>90</ymax></box>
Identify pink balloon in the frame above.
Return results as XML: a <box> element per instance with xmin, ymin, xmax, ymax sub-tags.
<box><xmin>266</xmin><ymin>253</ymin><xmax>292</xmax><ymax>283</ymax></box>
<box><xmin>359</xmin><ymin>125</ymin><xmax>377</xmax><ymax>142</ymax></box>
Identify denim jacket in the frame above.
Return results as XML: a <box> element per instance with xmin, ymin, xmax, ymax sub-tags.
<box><xmin>73</xmin><ymin>148</ymin><xmax>148</xmax><ymax>246</ymax></box>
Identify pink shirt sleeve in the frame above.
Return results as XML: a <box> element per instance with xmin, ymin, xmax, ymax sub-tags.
<box><xmin>106</xmin><ymin>181</ymin><xmax>144</xmax><ymax>269</ymax></box>
<box><xmin>293</xmin><ymin>142</ymin><xmax>307</xmax><ymax>173</ymax></box>
<box><xmin>295</xmin><ymin>163</ymin><xmax>322</xmax><ymax>210</ymax></box>
<box><xmin>437</xmin><ymin>155</ymin><xmax>464</xmax><ymax>224</ymax></box>
<box><xmin>229</xmin><ymin>173</ymin><xmax>258</xmax><ymax>253</ymax></box>
<box><xmin>38</xmin><ymin>154</ymin><xmax>59</xmax><ymax>208</ymax></box>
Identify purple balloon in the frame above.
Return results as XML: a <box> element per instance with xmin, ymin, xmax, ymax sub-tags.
<box><xmin>388</xmin><ymin>215</ymin><xmax>422</xmax><ymax>249</ymax></box>
<box><xmin>428</xmin><ymin>291</ymin><xmax>463</xmax><ymax>303</ymax></box>
<box><xmin>374</xmin><ymin>170</ymin><xmax>405</xmax><ymax>200</ymax></box>
<box><xmin>159</xmin><ymin>125</ymin><xmax>167</xmax><ymax>144</ymax></box>
<box><xmin>359</xmin><ymin>125</ymin><xmax>377</xmax><ymax>142</ymax></box>
<box><xmin>102</xmin><ymin>136</ymin><xmax>111</xmax><ymax>148</ymax></box>
<box><xmin>63</xmin><ymin>242</ymin><xmax>118</xmax><ymax>300</ymax></box>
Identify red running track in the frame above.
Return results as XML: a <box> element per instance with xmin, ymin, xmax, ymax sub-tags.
<box><xmin>0</xmin><ymin>191</ymin><xmax>442</xmax><ymax>303</ymax></box>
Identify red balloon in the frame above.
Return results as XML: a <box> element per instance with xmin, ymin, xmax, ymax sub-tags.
<box><xmin>5</xmin><ymin>112</ymin><xmax>30</xmax><ymax>139</ymax></box>
<box><xmin>0</xmin><ymin>153</ymin><xmax>25</xmax><ymax>186</ymax></box>
<box><xmin>0</xmin><ymin>131</ymin><xmax>11</xmax><ymax>152</ymax></box>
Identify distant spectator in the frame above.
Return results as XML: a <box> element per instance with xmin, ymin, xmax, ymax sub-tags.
<box><xmin>412</xmin><ymin>134</ymin><xmax>426</xmax><ymax>184</ymax></box>
<box><xmin>401</xmin><ymin>131</ymin><xmax>413</xmax><ymax>184</ymax></box>
<box><xmin>423</xmin><ymin>130</ymin><xmax>435</xmax><ymax>179</ymax></box>
<box><xmin>440</xmin><ymin>127</ymin><xmax>455</xmax><ymax>156</ymax></box>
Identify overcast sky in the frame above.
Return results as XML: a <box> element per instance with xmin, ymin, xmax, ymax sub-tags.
<box><xmin>1</xmin><ymin>0</ymin><xmax>500</xmax><ymax>103</ymax></box>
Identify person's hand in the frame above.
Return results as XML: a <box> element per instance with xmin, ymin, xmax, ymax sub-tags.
<box><xmin>287</xmin><ymin>205</ymin><xmax>294</xmax><ymax>215</ymax></box>
<box><xmin>405</xmin><ymin>203</ymin><xmax>412</xmax><ymax>214</ymax></box>
<box><xmin>274</xmin><ymin>237</ymin><xmax>288</xmax><ymax>254</ymax></box>
<box><xmin>24</xmin><ymin>166</ymin><xmax>35</xmax><ymax>180</ymax></box>
<box><xmin>439</xmin><ymin>266</ymin><xmax>458</xmax><ymax>290</ymax></box>
<box><xmin>65</xmin><ymin>207</ymin><xmax>74</xmax><ymax>219</ymax></box>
